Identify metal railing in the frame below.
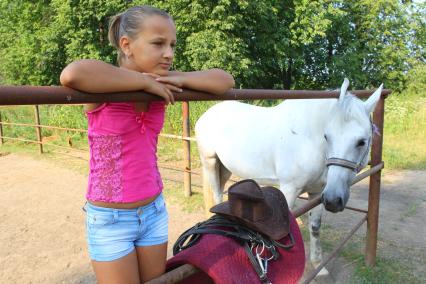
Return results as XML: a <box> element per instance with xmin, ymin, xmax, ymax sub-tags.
<box><xmin>0</xmin><ymin>86</ymin><xmax>390</xmax><ymax>283</ymax></box>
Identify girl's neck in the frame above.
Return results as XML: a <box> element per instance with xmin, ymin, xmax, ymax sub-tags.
<box><xmin>119</xmin><ymin>60</ymin><xmax>143</xmax><ymax>73</ymax></box>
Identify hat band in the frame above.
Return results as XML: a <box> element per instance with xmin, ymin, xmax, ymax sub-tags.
<box><xmin>229</xmin><ymin>197</ymin><xmax>269</xmax><ymax>222</ymax></box>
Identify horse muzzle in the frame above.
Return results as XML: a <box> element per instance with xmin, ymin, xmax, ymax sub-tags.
<box><xmin>321</xmin><ymin>191</ymin><xmax>348</xmax><ymax>213</ymax></box>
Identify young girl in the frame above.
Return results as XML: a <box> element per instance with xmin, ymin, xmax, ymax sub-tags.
<box><xmin>60</xmin><ymin>5</ymin><xmax>234</xmax><ymax>284</ymax></box>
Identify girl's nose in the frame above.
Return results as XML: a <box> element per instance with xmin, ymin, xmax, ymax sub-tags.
<box><xmin>164</xmin><ymin>46</ymin><xmax>174</xmax><ymax>59</ymax></box>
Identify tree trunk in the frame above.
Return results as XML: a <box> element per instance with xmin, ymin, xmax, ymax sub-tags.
<box><xmin>283</xmin><ymin>57</ymin><xmax>293</xmax><ymax>90</ymax></box>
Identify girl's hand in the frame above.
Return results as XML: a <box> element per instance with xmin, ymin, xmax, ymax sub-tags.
<box><xmin>143</xmin><ymin>73</ymin><xmax>183</xmax><ymax>93</ymax></box>
<box><xmin>156</xmin><ymin>75</ymin><xmax>184</xmax><ymax>89</ymax></box>
<box><xmin>143</xmin><ymin>75</ymin><xmax>176</xmax><ymax>105</ymax></box>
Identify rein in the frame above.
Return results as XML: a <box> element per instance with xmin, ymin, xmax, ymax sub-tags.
<box><xmin>173</xmin><ymin>215</ymin><xmax>295</xmax><ymax>284</ymax></box>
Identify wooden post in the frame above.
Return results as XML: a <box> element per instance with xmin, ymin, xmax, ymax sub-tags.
<box><xmin>0</xmin><ymin>111</ymin><xmax>4</xmax><ymax>145</ymax></box>
<box><xmin>182</xmin><ymin>101</ymin><xmax>192</xmax><ymax>197</ymax></box>
<box><xmin>34</xmin><ymin>105</ymin><xmax>43</xmax><ymax>154</ymax></box>
<box><xmin>365</xmin><ymin>96</ymin><xmax>385</xmax><ymax>266</ymax></box>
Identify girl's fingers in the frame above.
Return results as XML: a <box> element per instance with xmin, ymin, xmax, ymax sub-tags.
<box><xmin>162</xmin><ymin>88</ymin><xmax>174</xmax><ymax>105</ymax></box>
<box><xmin>165</xmin><ymin>83</ymin><xmax>183</xmax><ymax>93</ymax></box>
<box><xmin>143</xmin><ymin>72</ymin><xmax>161</xmax><ymax>79</ymax></box>
<box><xmin>156</xmin><ymin>76</ymin><xmax>183</xmax><ymax>87</ymax></box>
<box><xmin>166</xmin><ymin>88</ymin><xmax>175</xmax><ymax>105</ymax></box>
<box><xmin>169</xmin><ymin>91</ymin><xmax>175</xmax><ymax>105</ymax></box>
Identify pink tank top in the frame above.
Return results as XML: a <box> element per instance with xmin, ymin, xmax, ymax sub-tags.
<box><xmin>86</xmin><ymin>102</ymin><xmax>165</xmax><ymax>203</ymax></box>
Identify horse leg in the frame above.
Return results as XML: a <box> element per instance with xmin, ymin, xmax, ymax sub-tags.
<box><xmin>200</xmin><ymin>155</ymin><xmax>223</xmax><ymax>205</ymax></box>
<box><xmin>308</xmin><ymin>192</ymin><xmax>329</xmax><ymax>276</ymax></box>
<box><xmin>279</xmin><ymin>183</ymin><xmax>302</xmax><ymax>209</ymax></box>
<box><xmin>219</xmin><ymin>163</ymin><xmax>232</xmax><ymax>193</ymax></box>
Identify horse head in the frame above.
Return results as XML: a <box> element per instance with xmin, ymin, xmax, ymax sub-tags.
<box><xmin>321</xmin><ymin>78</ymin><xmax>383</xmax><ymax>212</ymax></box>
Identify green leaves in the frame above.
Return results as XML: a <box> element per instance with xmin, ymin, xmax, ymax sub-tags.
<box><xmin>0</xmin><ymin>0</ymin><xmax>423</xmax><ymax>94</ymax></box>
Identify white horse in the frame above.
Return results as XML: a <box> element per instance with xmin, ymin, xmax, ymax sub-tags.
<box><xmin>195</xmin><ymin>79</ymin><xmax>383</xmax><ymax>273</ymax></box>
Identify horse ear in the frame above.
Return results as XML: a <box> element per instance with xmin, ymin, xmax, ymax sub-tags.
<box><xmin>339</xmin><ymin>78</ymin><xmax>350</xmax><ymax>103</ymax></box>
<box><xmin>364</xmin><ymin>84</ymin><xmax>383</xmax><ymax>114</ymax></box>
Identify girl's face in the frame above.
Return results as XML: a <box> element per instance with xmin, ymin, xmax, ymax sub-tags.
<box><xmin>122</xmin><ymin>15</ymin><xmax>176</xmax><ymax>75</ymax></box>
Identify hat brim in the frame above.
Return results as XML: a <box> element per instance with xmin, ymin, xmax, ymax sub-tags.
<box><xmin>210</xmin><ymin>187</ymin><xmax>290</xmax><ymax>240</ymax></box>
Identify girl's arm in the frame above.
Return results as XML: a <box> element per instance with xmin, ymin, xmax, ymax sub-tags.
<box><xmin>60</xmin><ymin>59</ymin><xmax>177</xmax><ymax>104</ymax></box>
<box><xmin>158</xmin><ymin>69</ymin><xmax>235</xmax><ymax>95</ymax></box>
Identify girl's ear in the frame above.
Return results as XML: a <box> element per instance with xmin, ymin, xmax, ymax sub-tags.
<box><xmin>119</xmin><ymin>36</ymin><xmax>132</xmax><ymax>58</ymax></box>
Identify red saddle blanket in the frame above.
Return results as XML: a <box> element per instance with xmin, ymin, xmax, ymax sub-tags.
<box><xmin>166</xmin><ymin>213</ymin><xmax>305</xmax><ymax>284</ymax></box>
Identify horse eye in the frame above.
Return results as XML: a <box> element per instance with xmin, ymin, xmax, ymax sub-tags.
<box><xmin>324</xmin><ymin>134</ymin><xmax>328</xmax><ymax>141</ymax></box>
<box><xmin>357</xmin><ymin>140</ymin><xmax>366</xmax><ymax>147</ymax></box>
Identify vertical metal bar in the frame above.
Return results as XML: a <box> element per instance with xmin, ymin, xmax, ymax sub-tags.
<box><xmin>365</xmin><ymin>96</ymin><xmax>385</xmax><ymax>266</ymax></box>
<box><xmin>34</xmin><ymin>105</ymin><xmax>43</xmax><ymax>154</ymax></box>
<box><xmin>0</xmin><ymin>111</ymin><xmax>4</xmax><ymax>145</ymax></box>
<box><xmin>182</xmin><ymin>101</ymin><xmax>192</xmax><ymax>197</ymax></box>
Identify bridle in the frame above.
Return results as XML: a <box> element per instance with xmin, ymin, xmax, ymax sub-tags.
<box><xmin>325</xmin><ymin>120</ymin><xmax>376</xmax><ymax>173</ymax></box>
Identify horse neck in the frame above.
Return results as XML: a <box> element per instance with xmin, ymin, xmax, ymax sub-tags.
<box><xmin>314</xmin><ymin>99</ymin><xmax>339</xmax><ymax>128</ymax></box>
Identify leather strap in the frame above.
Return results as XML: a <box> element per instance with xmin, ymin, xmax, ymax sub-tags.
<box><xmin>173</xmin><ymin>215</ymin><xmax>295</xmax><ymax>283</ymax></box>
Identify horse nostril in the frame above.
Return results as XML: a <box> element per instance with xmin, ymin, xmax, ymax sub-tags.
<box><xmin>336</xmin><ymin>197</ymin><xmax>343</xmax><ymax>209</ymax></box>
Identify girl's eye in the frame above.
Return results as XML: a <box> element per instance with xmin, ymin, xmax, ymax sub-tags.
<box><xmin>357</xmin><ymin>140</ymin><xmax>366</xmax><ymax>147</ymax></box>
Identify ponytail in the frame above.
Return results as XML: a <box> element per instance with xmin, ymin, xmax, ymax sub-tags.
<box><xmin>108</xmin><ymin>13</ymin><xmax>125</xmax><ymax>64</ymax></box>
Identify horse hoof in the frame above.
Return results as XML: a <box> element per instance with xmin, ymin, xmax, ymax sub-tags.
<box><xmin>312</xmin><ymin>262</ymin><xmax>329</xmax><ymax>277</ymax></box>
<box><xmin>316</xmin><ymin>267</ymin><xmax>329</xmax><ymax>277</ymax></box>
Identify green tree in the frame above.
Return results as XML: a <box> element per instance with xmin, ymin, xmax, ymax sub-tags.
<box><xmin>0</xmin><ymin>0</ymin><xmax>424</xmax><ymax>92</ymax></box>
<box><xmin>0</xmin><ymin>1</ymin><xmax>57</xmax><ymax>85</ymax></box>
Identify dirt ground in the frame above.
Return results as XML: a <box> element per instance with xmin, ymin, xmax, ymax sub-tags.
<box><xmin>0</xmin><ymin>152</ymin><xmax>425</xmax><ymax>283</ymax></box>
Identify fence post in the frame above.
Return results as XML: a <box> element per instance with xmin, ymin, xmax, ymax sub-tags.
<box><xmin>182</xmin><ymin>101</ymin><xmax>192</xmax><ymax>197</ymax></box>
<box><xmin>0</xmin><ymin>110</ymin><xmax>4</xmax><ymax>145</ymax></box>
<box><xmin>34</xmin><ymin>105</ymin><xmax>43</xmax><ymax>154</ymax></box>
<box><xmin>365</xmin><ymin>96</ymin><xmax>385</xmax><ymax>266</ymax></box>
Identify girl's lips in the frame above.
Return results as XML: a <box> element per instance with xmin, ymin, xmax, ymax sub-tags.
<box><xmin>159</xmin><ymin>63</ymin><xmax>171</xmax><ymax>69</ymax></box>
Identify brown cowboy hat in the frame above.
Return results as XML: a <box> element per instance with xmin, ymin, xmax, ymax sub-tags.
<box><xmin>210</xmin><ymin>179</ymin><xmax>290</xmax><ymax>240</ymax></box>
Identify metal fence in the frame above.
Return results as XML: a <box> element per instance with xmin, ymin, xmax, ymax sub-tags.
<box><xmin>0</xmin><ymin>86</ymin><xmax>390</xmax><ymax>283</ymax></box>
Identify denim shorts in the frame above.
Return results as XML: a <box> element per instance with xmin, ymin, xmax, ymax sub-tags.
<box><xmin>84</xmin><ymin>193</ymin><xmax>168</xmax><ymax>261</ymax></box>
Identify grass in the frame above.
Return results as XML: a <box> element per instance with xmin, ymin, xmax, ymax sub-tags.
<box><xmin>383</xmin><ymin>95</ymin><xmax>426</xmax><ymax>169</ymax></box>
<box><xmin>296</xmin><ymin>217</ymin><xmax>424</xmax><ymax>283</ymax></box>
<box><xmin>399</xmin><ymin>200</ymin><xmax>421</xmax><ymax>221</ymax></box>
<box><xmin>162</xmin><ymin>179</ymin><xmax>205</xmax><ymax>213</ymax></box>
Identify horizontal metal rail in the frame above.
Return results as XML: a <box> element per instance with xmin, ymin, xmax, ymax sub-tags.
<box><xmin>0</xmin><ymin>136</ymin><xmax>88</xmax><ymax>153</ymax></box>
<box><xmin>297</xmin><ymin>196</ymin><xmax>368</xmax><ymax>214</ymax></box>
<box><xmin>146</xmin><ymin>264</ymin><xmax>199</xmax><ymax>284</ymax></box>
<box><xmin>0</xmin><ymin>121</ymin><xmax>196</xmax><ymax>141</ymax></box>
<box><xmin>159</xmin><ymin>133</ymin><xmax>197</xmax><ymax>142</ymax></box>
<box><xmin>0</xmin><ymin>121</ymin><xmax>88</xmax><ymax>133</ymax></box>
<box><xmin>0</xmin><ymin>86</ymin><xmax>391</xmax><ymax>105</ymax></box>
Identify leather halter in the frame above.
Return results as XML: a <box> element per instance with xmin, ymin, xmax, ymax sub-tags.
<box><xmin>325</xmin><ymin>120</ymin><xmax>374</xmax><ymax>173</ymax></box>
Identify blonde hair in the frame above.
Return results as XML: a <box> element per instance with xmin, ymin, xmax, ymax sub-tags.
<box><xmin>108</xmin><ymin>5</ymin><xmax>172</xmax><ymax>65</ymax></box>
